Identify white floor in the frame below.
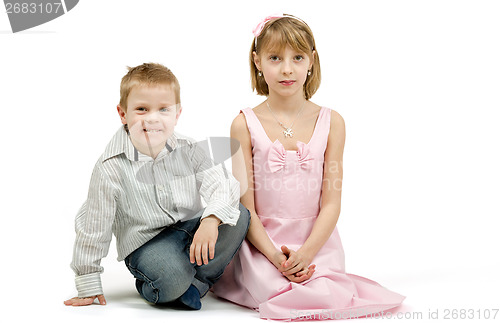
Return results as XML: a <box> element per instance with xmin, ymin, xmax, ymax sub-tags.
<box><xmin>38</xmin><ymin>252</ymin><xmax>500</xmax><ymax>322</ymax></box>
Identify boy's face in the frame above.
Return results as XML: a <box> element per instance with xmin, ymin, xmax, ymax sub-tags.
<box><xmin>117</xmin><ymin>84</ymin><xmax>181</xmax><ymax>158</ymax></box>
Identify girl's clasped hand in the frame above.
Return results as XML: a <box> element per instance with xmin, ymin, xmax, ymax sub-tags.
<box><xmin>277</xmin><ymin>245</ymin><xmax>316</xmax><ymax>283</ymax></box>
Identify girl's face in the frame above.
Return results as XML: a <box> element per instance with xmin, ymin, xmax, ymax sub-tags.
<box><xmin>254</xmin><ymin>46</ymin><xmax>314</xmax><ymax>99</ymax></box>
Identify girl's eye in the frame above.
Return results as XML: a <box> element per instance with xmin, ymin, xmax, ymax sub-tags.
<box><xmin>269</xmin><ymin>55</ymin><xmax>280</xmax><ymax>62</ymax></box>
<box><xmin>294</xmin><ymin>55</ymin><xmax>304</xmax><ymax>61</ymax></box>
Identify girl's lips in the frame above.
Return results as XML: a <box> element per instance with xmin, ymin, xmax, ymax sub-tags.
<box><xmin>279</xmin><ymin>80</ymin><xmax>295</xmax><ymax>86</ymax></box>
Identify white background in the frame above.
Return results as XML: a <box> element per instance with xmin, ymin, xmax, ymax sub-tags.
<box><xmin>1</xmin><ymin>0</ymin><xmax>499</xmax><ymax>322</ymax></box>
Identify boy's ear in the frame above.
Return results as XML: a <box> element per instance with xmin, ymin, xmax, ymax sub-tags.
<box><xmin>175</xmin><ymin>105</ymin><xmax>182</xmax><ymax>125</ymax></box>
<box><xmin>117</xmin><ymin>105</ymin><xmax>127</xmax><ymax>125</ymax></box>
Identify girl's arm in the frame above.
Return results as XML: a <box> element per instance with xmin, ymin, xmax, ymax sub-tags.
<box><xmin>231</xmin><ymin>114</ymin><xmax>289</xmax><ymax>270</ymax></box>
<box><xmin>282</xmin><ymin>110</ymin><xmax>346</xmax><ymax>276</ymax></box>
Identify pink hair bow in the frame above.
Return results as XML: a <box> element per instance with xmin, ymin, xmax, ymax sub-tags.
<box><xmin>252</xmin><ymin>14</ymin><xmax>283</xmax><ymax>39</ymax></box>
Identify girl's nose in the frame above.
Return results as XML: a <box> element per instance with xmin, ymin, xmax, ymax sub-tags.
<box><xmin>281</xmin><ymin>59</ymin><xmax>293</xmax><ymax>74</ymax></box>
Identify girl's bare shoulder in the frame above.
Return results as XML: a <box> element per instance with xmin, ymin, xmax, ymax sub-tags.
<box><xmin>231</xmin><ymin>111</ymin><xmax>250</xmax><ymax>137</ymax></box>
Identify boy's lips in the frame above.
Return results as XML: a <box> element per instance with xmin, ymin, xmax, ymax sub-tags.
<box><xmin>143</xmin><ymin>129</ymin><xmax>163</xmax><ymax>133</ymax></box>
<box><xmin>279</xmin><ymin>80</ymin><xmax>296</xmax><ymax>86</ymax></box>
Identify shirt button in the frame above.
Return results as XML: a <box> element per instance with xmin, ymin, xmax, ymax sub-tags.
<box><xmin>157</xmin><ymin>185</ymin><xmax>164</xmax><ymax>191</ymax></box>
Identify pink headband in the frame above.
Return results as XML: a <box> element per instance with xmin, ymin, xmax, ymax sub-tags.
<box><xmin>252</xmin><ymin>14</ymin><xmax>309</xmax><ymax>48</ymax></box>
<box><xmin>252</xmin><ymin>14</ymin><xmax>283</xmax><ymax>40</ymax></box>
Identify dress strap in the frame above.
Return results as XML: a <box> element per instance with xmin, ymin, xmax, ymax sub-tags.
<box><xmin>317</xmin><ymin>107</ymin><xmax>332</xmax><ymax>134</ymax></box>
<box><xmin>240</xmin><ymin>108</ymin><xmax>257</xmax><ymax>135</ymax></box>
<box><xmin>311</xmin><ymin>107</ymin><xmax>331</xmax><ymax>152</ymax></box>
<box><xmin>240</xmin><ymin>108</ymin><xmax>266</xmax><ymax>147</ymax></box>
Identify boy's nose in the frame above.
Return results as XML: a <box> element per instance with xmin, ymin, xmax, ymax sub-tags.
<box><xmin>141</xmin><ymin>119</ymin><xmax>158</xmax><ymax>131</ymax></box>
<box><xmin>144</xmin><ymin>112</ymin><xmax>160</xmax><ymax>123</ymax></box>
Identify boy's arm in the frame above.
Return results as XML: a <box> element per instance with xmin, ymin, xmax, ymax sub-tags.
<box><xmin>189</xmin><ymin>215</ymin><xmax>221</xmax><ymax>265</ymax></box>
<box><xmin>70</xmin><ymin>164</ymin><xmax>117</xmax><ymax>299</ymax></box>
<box><xmin>191</xmin><ymin>141</ymin><xmax>240</xmax><ymax>226</ymax></box>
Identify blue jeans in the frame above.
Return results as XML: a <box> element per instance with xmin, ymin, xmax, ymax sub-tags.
<box><xmin>124</xmin><ymin>203</ymin><xmax>250</xmax><ymax>304</ymax></box>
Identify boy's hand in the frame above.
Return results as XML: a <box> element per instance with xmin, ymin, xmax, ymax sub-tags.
<box><xmin>190</xmin><ymin>215</ymin><xmax>221</xmax><ymax>266</ymax></box>
<box><xmin>64</xmin><ymin>295</ymin><xmax>106</xmax><ymax>306</ymax></box>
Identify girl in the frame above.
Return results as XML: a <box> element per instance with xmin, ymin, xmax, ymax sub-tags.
<box><xmin>212</xmin><ymin>14</ymin><xmax>405</xmax><ymax>320</ymax></box>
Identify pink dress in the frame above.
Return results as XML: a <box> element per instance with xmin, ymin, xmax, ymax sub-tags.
<box><xmin>212</xmin><ymin>107</ymin><xmax>405</xmax><ymax>320</ymax></box>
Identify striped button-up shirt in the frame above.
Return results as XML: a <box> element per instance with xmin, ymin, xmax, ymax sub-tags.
<box><xmin>70</xmin><ymin>126</ymin><xmax>240</xmax><ymax>297</ymax></box>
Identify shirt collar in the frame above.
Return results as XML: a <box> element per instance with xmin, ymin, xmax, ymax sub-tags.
<box><xmin>102</xmin><ymin>126</ymin><xmax>178</xmax><ymax>162</ymax></box>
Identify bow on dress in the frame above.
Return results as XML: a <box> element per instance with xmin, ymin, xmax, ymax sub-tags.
<box><xmin>268</xmin><ymin>140</ymin><xmax>314</xmax><ymax>172</ymax></box>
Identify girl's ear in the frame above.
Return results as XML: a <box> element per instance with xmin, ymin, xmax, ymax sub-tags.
<box><xmin>253</xmin><ymin>51</ymin><xmax>262</xmax><ymax>71</ymax></box>
<box><xmin>309</xmin><ymin>50</ymin><xmax>316</xmax><ymax>70</ymax></box>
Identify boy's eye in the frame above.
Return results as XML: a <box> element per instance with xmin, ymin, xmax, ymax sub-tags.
<box><xmin>160</xmin><ymin>108</ymin><xmax>169</xmax><ymax>112</ymax></box>
<box><xmin>136</xmin><ymin>107</ymin><xmax>147</xmax><ymax>112</ymax></box>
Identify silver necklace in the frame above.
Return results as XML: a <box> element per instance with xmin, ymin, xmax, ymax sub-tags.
<box><xmin>266</xmin><ymin>100</ymin><xmax>306</xmax><ymax>138</ymax></box>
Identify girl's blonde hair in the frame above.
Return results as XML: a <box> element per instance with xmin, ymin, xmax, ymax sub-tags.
<box><xmin>250</xmin><ymin>15</ymin><xmax>321</xmax><ymax>100</ymax></box>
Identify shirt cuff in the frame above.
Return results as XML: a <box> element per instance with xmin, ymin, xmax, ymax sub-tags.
<box><xmin>201</xmin><ymin>199</ymin><xmax>240</xmax><ymax>226</ymax></box>
<box><xmin>75</xmin><ymin>272</ymin><xmax>103</xmax><ymax>298</ymax></box>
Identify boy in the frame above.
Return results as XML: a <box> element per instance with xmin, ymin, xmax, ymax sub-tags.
<box><xmin>64</xmin><ymin>63</ymin><xmax>250</xmax><ymax>309</ymax></box>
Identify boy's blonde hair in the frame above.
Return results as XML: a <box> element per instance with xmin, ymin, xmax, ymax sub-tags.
<box><xmin>250</xmin><ymin>15</ymin><xmax>321</xmax><ymax>100</ymax></box>
<box><xmin>119</xmin><ymin>63</ymin><xmax>180</xmax><ymax>111</ymax></box>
